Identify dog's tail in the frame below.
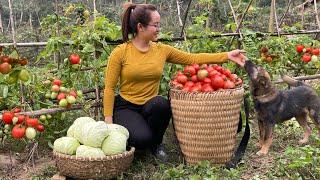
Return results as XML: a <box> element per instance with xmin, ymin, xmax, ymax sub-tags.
<box><xmin>281</xmin><ymin>75</ymin><xmax>306</xmax><ymax>87</ymax></box>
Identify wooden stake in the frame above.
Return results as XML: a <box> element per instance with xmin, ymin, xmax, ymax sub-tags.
<box><xmin>314</xmin><ymin>0</ymin><xmax>320</xmax><ymax>29</ymax></box>
<box><xmin>279</xmin><ymin>0</ymin><xmax>293</xmax><ymax>27</ymax></box>
<box><xmin>8</xmin><ymin>0</ymin><xmax>16</xmax><ymax>48</ymax></box>
<box><xmin>180</xmin><ymin>0</ymin><xmax>192</xmax><ymax>37</ymax></box>
<box><xmin>273</xmin><ymin>0</ymin><xmax>280</xmax><ymax>36</ymax></box>
<box><xmin>176</xmin><ymin>0</ymin><xmax>183</xmax><ymax>27</ymax></box>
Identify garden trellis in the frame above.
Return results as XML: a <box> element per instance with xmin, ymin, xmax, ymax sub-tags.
<box><xmin>0</xmin><ymin>0</ymin><xmax>320</xmax><ymax>124</ymax></box>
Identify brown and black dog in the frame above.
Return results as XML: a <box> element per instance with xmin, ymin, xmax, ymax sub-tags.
<box><xmin>244</xmin><ymin>60</ymin><xmax>320</xmax><ymax>155</ymax></box>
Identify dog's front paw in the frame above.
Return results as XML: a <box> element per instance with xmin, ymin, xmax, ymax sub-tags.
<box><xmin>256</xmin><ymin>150</ymin><xmax>268</xmax><ymax>156</ymax></box>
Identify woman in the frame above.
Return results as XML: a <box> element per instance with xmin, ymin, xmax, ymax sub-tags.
<box><xmin>103</xmin><ymin>3</ymin><xmax>246</xmax><ymax>161</ymax></box>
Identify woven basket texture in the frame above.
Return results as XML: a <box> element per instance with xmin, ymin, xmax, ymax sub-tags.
<box><xmin>53</xmin><ymin>147</ymin><xmax>135</xmax><ymax>179</ymax></box>
<box><xmin>170</xmin><ymin>87</ymin><xmax>244</xmax><ymax>165</ymax></box>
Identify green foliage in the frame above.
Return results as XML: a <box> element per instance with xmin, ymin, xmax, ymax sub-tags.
<box><xmin>153</xmin><ymin>161</ymin><xmax>241</xmax><ymax>179</ymax></box>
<box><xmin>276</xmin><ymin>138</ymin><xmax>320</xmax><ymax>179</ymax></box>
<box><xmin>242</xmin><ymin>31</ymin><xmax>320</xmax><ymax>78</ymax></box>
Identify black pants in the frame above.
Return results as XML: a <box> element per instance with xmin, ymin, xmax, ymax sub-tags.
<box><xmin>113</xmin><ymin>95</ymin><xmax>172</xmax><ymax>150</ymax></box>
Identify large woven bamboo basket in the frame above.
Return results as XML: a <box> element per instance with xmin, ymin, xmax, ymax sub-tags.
<box><xmin>170</xmin><ymin>87</ymin><xmax>244</xmax><ymax>165</ymax></box>
<box><xmin>53</xmin><ymin>147</ymin><xmax>135</xmax><ymax>179</ymax></box>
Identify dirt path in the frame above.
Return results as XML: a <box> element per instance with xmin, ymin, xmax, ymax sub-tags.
<box><xmin>0</xmin><ymin>149</ymin><xmax>56</xmax><ymax>180</ymax></box>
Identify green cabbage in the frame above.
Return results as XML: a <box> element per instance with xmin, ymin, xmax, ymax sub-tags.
<box><xmin>53</xmin><ymin>137</ymin><xmax>80</xmax><ymax>155</ymax></box>
<box><xmin>81</xmin><ymin>121</ymin><xmax>109</xmax><ymax>147</ymax></box>
<box><xmin>108</xmin><ymin>124</ymin><xmax>129</xmax><ymax>138</ymax></box>
<box><xmin>102</xmin><ymin>131</ymin><xmax>127</xmax><ymax>155</ymax></box>
<box><xmin>73</xmin><ymin>116</ymin><xmax>95</xmax><ymax>125</ymax></box>
<box><xmin>66</xmin><ymin>124</ymin><xmax>76</xmax><ymax>137</ymax></box>
<box><xmin>76</xmin><ymin>145</ymin><xmax>106</xmax><ymax>158</ymax></box>
<box><xmin>73</xmin><ymin>117</ymin><xmax>96</xmax><ymax>143</ymax></box>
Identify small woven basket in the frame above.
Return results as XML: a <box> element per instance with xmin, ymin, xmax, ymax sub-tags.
<box><xmin>170</xmin><ymin>87</ymin><xmax>244</xmax><ymax>165</ymax></box>
<box><xmin>53</xmin><ymin>147</ymin><xmax>135</xmax><ymax>179</ymax></box>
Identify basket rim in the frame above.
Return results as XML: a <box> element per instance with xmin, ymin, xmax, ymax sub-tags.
<box><xmin>169</xmin><ymin>85</ymin><xmax>244</xmax><ymax>94</ymax></box>
<box><xmin>53</xmin><ymin>146</ymin><xmax>135</xmax><ymax>161</ymax></box>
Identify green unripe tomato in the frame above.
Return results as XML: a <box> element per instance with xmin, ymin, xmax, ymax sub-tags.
<box><xmin>26</xmin><ymin>127</ymin><xmax>37</xmax><ymax>140</ymax></box>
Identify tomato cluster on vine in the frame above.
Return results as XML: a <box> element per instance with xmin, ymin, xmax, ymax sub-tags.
<box><xmin>1</xmin><ymin>107</ymin><xmax>45</xmax><ymax>140</ymax></box>
<box><xmin>296</xmin><ymin>44</ymin><xmax>319</xmax><ymax>63</ymax></box>
<box><xmin>44</xmin><ymin>79</ymin><xmax>83</xmax><ymax>108</ymax></box>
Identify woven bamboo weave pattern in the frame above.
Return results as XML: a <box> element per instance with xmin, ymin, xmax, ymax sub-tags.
<box><xmin>53</xmin><ymin>147</ymin><xmax>135</xmax><ymax>179</ymax></box>
<box><xmin>170</xmin><ymin>87</ymin><xmax>244</xmax><ymax>165</ymax></box>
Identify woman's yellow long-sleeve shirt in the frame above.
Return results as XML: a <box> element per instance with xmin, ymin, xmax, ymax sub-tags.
<box><xmin>103</xmin><ymin>42</ymin><xmax>228</xmax><ymax>116</ymax></box>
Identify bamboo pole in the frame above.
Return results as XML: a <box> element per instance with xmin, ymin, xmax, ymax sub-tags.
<box><xmin>3</xmin><ymin>30</ymin><xmax>320</xmax><ymax>47</ymax></box>
<box><xmin>279</xmin><ymin>0</ymin><xmax>292</xmax><ymax>27</ymax></box>
<box><xmin>176</xmin><ymin>0</ymin><xmax>183</xmax><ymax>27</ymax></box>
<box><xmin>180</xmin><ymin>0</ymin><xmax>192</xmax><ymax>37</ymax></box>
<box><xmin>314</xmin><ymin>0</ymin><xmax>320</xmax><ymax>29</ymax></box>
<box><xmin>8</xmin><ymin>0</ymin><xmax>16</xmax><ymax>48</ymax></box>
<box><xmin>269</xmin><ymin>0</ymin><xmax>275</xmax><ymax>33</ymax></box>
<box><xmin>273</xmin><ymin>0</ymin><xmax>281</xmax><ymax>36</ymax></box>
<box><xmin>227</xmin><ymin>0</ymin><xmax>255</xmax><ymax>47</ymax></box>
<box><xmin>93</xmin><ymin>0</ymin><xmax>97</xmax><ymax>20</ymax></box>
<box><xmin>274</xmin><ymin>74</ymin><xmax>320</xmax><ymax>84</ymax></box>
<box><xmin>234</xmin><ymin>0</ymin><xmax>254</xmax><ymax>33</ymax></box>
<box><xmin>227</xmin><ymin>0</ymin><xmax>243</xmax><ymax>40</ymax></box>
<box><xmin>19</xmin><ymin>102</ymin><xmax>102</xmax><ymax>116</ymax></box>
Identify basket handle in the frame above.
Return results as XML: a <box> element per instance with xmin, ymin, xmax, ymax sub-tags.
<box><xmin>225</xmin><ymin>94</ymin><xmax>251</xmax><ymax>169</ymax></box>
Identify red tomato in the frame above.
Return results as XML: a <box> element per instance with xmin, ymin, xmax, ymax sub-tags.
<box><xmin>200</xmin><ymin>64</ymin><xmax>208</xmax><ymax>69</ymax></box>
<box><xmin>203</xmin><ymin>77</ymin><xmax>211</xmax><ymax>84</ymax></box>
<box><xmin>182</xmin><ymin>86</ymin><xmax>191</xmax><ymax>92</ymax></box>
<box><xmin>224</xmin><ymin>80</ymin><xmax>235</xmax><ymax>89</ymax></box>
<box><xmin>206</xmin><ymin>66</ymin><xmax>214</xmax><ymax>73</ymax></box>
<box><xmin>176</xmin><ymin>71</ymin><xmax>183</xmax><ymax>76</ymax></box>
<box><xmin>190</xmin><ymin>75</ymin><xmax>198</xmax><ymax>82</ymax></box>
<box><xmin>213</xmin><ymin>65</ymin><xmax>223</xmax><ymax>72</ymax></box>
<box><xmin>57</xmin><ymin>93</ymin><xmax>66</xmax><ymax>101</ymax></box>
<box><xmin>305</xmin><ymin>47</ymin><xmax>312</xmax><ymax>53</ymax></box>
<box><xmin>191</xmin><ymin>64</ymin><xmax>200</xmax><ymax>71</ymax></box>
<box><xmin>69</xmin><ymin>53</ymin><xmax>81</xmax><ymax>64</ymax></box>
<box><xmin>235</xmin><ymin>78</ymin><xmax>243</xmax><ymax>86</ymax></box>
<box><xmin>311</xmin><ymin>48</ymin><xmax>319</xmax><ymax>55</ymax></box>
<box><xmin>208</xmin><ymin>70</ymin><xmax>220</xmax><ymax>78</ymax></box>
<box><xmin>229</xmin><ymin>74</ymin><xmax>238</xmax><ymax>82</ymax></box>
<box><xmin>26</xmin><ymin>118</ymin><xmax>39</xmax><ymax>127</ymax></box>
<box><xmin>0</xmin><ymin>56</ymin><xmax>11</xmax><ymax>63</ymax></box>
<box><xmin>11</xmin><ymin>125</ymin><xmax>26</xmax><ymax>139</ymax></box>
<box><xmin>17</xmin><ymin>115</ymin><xmax>25</xmax><ymax>124</ymax></box>
<box><xmin>184</xmin><ymin>81</ymin><xmax>194</xmax><ymax>87</ymax></box>
<box><xmin>176</xmin><ymin>74</ymin><xmax>188</xmax><ymax>84</ymax></box>
<box><xmin>211</xmin><ymin>76</ymin><xmax>225</xmax><ymax>90</ymax></box>
<box><xmin>12</xmin><ymin>107</ymin><xmax>21</xmax><ymax>113</ymax></box>
<box><xmin>302</xmin><ymin>54</ymin><xmax>311</xmax><ymax>63</ymax></box>
<box><xmin>296</xmin><ymin>45</ymin><xmax>304</xmax><ymax>53</ymax></box>
<box><xmin>69</xmin><ymin>90</ymin><xmax>77</xmax><ymax>98</ymax></box>
<box><xmin>222</xmin><ymin>69</ymin><xmax>231</xmax><ymax>77</ymax></box>
<box><xmin>0</xmin><ymin>62</ymin><xmax>12</xmax><ymax>74</ymax></box>
<box><xmin>53</xmin><ymin>79</ymin><xmax>62</xmax><ymax>86</ymax></box>
<box><xmin>2</xmin><ymin>111</ymin><xmax>14</xmax><ymax>124</ymax></box>
<box><xmin>191</xmin><ymin>86</ymin><xmax>201</xmax><ymax>92</ymax></box>
<box><xmin>201</xmin><ymin>83</ymin><xmax>213</xmax><ymax>92</ymax></box>
<box><xmin>36</xmin><ymin>124</ymin><xmax>45</xmax><ymax>132</ymax></box>
<box><xmin>51</xmin><ymin>85</ymin><xmax>60</xmax><ymax>92</ymax></box>
<box><xmin>183</xmin><ymin>66</ymin><xmax>196</xmax><ymax>76</ymax></box>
